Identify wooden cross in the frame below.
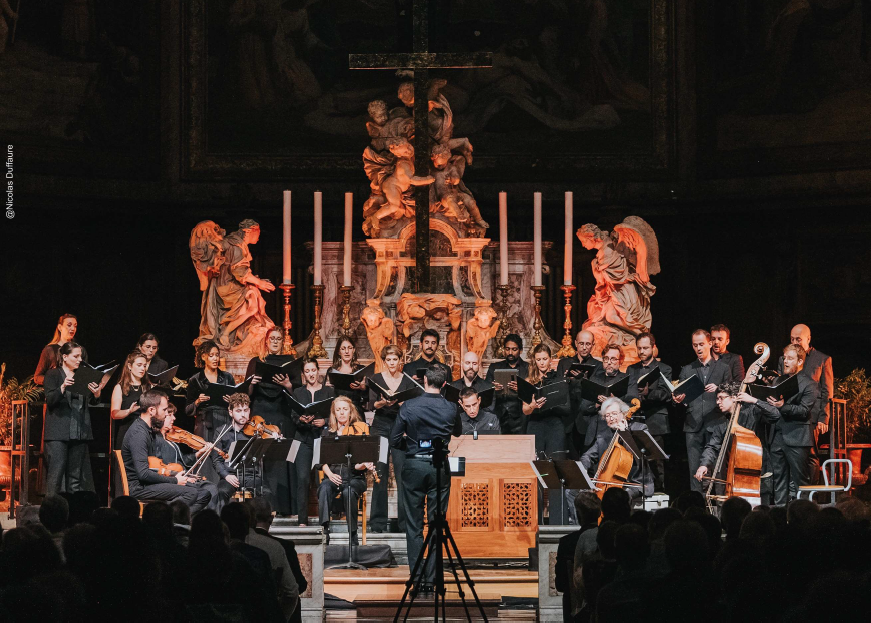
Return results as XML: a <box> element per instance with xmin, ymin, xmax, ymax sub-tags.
<box><xmin>350</xmin><ymin>0</ymin><xmax>491</xmax><ymax>292</ymax></box>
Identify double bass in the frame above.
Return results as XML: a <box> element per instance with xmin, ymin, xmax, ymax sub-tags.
<box><xmin>592</xmin><ymin>398</ymin><xmax>642</xmax><ymax>499</ymax></box>
<box><xmin>705</xmin><ymin>343</ymin><xmax>769</xmax><ymax>508</ymax></box>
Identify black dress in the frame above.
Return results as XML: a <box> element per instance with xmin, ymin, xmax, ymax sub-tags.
<box><xmin>326</xmin><ymin>364</ymin><xmax>369</xmax><ymax>414</ymax></box>
<box><xmin>246</xmin><ymin>355</ymin><xmax>297</xmax><ymax>515</ymax></box>
<box><xmin>368</xmin><ymin>372</ymin><xmax>417</xmax><ymax>532</ymax></box>
<box><xmin>291</xmin><ymin>384</ymin><xmax>335</xmax><ymax>525</ymax></box>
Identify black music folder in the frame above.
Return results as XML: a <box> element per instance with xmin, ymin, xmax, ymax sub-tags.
<box><xmin>634</xmin><ymin>365</ymin><xmax>660</xmax><ymax>388</ymax></box>
<box><xmin>254</xmin><ymin>356</ymin><xmax>303</xmax><ymax>385</ymax></box>
<box><xmin>442</xmin><ymin>383</ymin><xmax>495</xmax><ymax>410</ymax></box>
<box><xmin>368</xmin><ymin>374</ymin><xmax>423</xmax><ymax>403</ymax></box>
<box><xmin>493</xmin><ymin>369</ymin><xmax>519</xmax><ymax>397</ymax></box>
<box><xmin>286</xmin><ymin>394</ymin><xmax>335</xmax><ymax>417</ymax></box>
<box><xmin>148</xmin><ymin>364</ymin><xmax>179</xmax><ymax>386</ymax></box>
<box><xmin>747</xmin><ymin>373</ymin><xmax>800</xmax><ymax>403</ymax></box>
<box><xmin>328</xmin><ymin>363</ymin><xmax>375</xmax><ymax>391</ymax></box>
<box><xmin>663</xmin><ymin>372</ymin><xmax>705</xmax><ymax>405</ymax></box>
<box><xmin>580</xmin><ymin>375</ymin><xmax>630</xmax><ymax>403</ymax></box>
<box><xmin>565</xmin><ymin>362</ymin><xmax>598</xmax><ymax>379</ymax></box>
<box><xmin>203</xmin><ymin>377</ymin><xmax>253</xmax><ymax>403</ymax></box>
<box><xmin>517</xmin><ymin>378</ymin><xmax>569</xmax><ymax>409</ymax></box>
<box><xmin>69</xmin><ymin>362</ymin><xmax>118</xmax><ymax>395</ymax></box>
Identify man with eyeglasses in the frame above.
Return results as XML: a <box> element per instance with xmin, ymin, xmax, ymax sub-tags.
<box><xmin>556</xmin><ymin>330</ymin><xmax>604</xmax><ymax>457</ymax></box>
<box><xmin>675</xmin><ymin>329</ymin><xmax>733</xmax><ymax>492</ymax></box>
<box><xmin>578</xmin><ymin>345</ymin><xmax>638</xmax><ymax>450</ymax></box>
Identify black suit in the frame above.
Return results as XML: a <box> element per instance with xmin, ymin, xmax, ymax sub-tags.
<box><xmin>628</xmin><ymin>359</ymin><xmax>673</xmax><ymax>491</ymax></box>
<box><xmin>755</xmin><ymin>372</ymin><xmax>819</xmax><ymax>505</ymax></box>
<box><xmin>677</xmin><ymin>358</ymin><xmax>732</xmax><ymax>492</ymax></box>
<box><xmin>557</xmin><ymin>354</ymin><xmax>604</xmax><ymax>456</ymax></box>
<box><xmin>484</xmin><ymin>359</ymin><xmax>530</xmax><ymax>434</ymax></box>
<box><xmin>43</xmin><ymin>367</ymin><xmax>96</xmax><ymax>495</ymax></box>
<box><xmin>580</xmin><ymin>369</ymin><xmax>638</xmax><ymax>449</ymax></box>
<box><xmin>714</xmin><ymin>352</ymin><xmax>745</xmax><ymax>384</ymax></box>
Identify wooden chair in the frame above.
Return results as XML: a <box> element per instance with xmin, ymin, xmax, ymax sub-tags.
<box><xmin>797</xmin><ymin>459</ymin><xmax>852</xmax><ymax>505</ymax></box>
<box><xmin>113</xmin><ymin>450</ymin><xmax>149</xmax><ymax>517</ymax></box>
<box><xmin>318</xmin><ymin>469</ymin><xmax>368</xmax><ymax>544</ymax></box>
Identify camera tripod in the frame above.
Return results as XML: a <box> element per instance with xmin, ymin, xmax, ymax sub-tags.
<box><xmin>394</xmin><ymin>448</ymin><xmax>488</xmax><ymax>622</ymax></box>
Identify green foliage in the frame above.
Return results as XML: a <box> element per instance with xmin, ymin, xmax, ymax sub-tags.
<box><xmin>0</xmin><ymin>363</ymin><xmax>44</xmax><ymax>446</ymax></box>
<box><xmin>835</xmin><ymin>369</ymin><xmax>871</xmax><ymax>444</ymax></box>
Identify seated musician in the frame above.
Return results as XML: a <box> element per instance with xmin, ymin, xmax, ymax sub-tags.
<box><xmin>317</xmin><ymin>396</ymin><xmax>372</xmax><ymax>545</ymax></box>
<box><xmin>580</xmin><ymin>397</ymin><xmax>652</xmax><ymax>500</ymax></box>
<box><xmin>458</xmin><ymin>387</ymin><xmax>501</xmax><ymax>436</ymax></box>
<box><xmin>212</xmin><ymin>393</ymin><xmax>272</xmax><ymax>513</ymax></box>
<box><xmin>121</xmin><ymin>389</ymin><xmax>212</xmax><ymax>512</ymax></box>
<box><xmin>153</xmin><ymin>404</ymin><xmax>220</xmax><ymax>508</ymax></box>
<box><xmin>694</xmin><ymin>382</ymin><xmax>763</xmax><ymax>485</ymax></box>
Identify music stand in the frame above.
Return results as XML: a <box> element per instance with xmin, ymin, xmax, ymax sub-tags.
<box><xmin>315</xmin><ymin>435</ymin><xmax>381</xmax><ymax>570</ymax></box>
<box><xmin>618</xmin><ymin>429</ymin><xmax>668</xmax><ymax>499</ymax></box>
<box><xmin>532</xmin><ymin>459</ymin><xmax>595</xmax><ymax>524</ymax></box>
<box><xmin>260</xmin><ymin>438</ymin><xmax>291</xmax><ymax>498</ymax></box>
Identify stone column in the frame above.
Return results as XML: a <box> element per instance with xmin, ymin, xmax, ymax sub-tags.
<box><xmin>537</xmin><ymin>525</ymin><xmax>579</xmax><ymax>622</ymax></box>
<box><xmin>270</xmin><ymin>525</ymin><xmax>326</xmax><ymax>623</ymax></box>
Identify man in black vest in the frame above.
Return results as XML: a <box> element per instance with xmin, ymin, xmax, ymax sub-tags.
<box><xmin>676</xmin><ymin>329</ymin><xmax>733</xmax><ymax>493</ymax></box>
<box><xmin>749</xmin><ymin>343</ymin><xmax>819</xmax><ymax>505</ymax></box>
<box><xmin>484</xmin><ymin>334</ymin><xmax>529</xmax><ymax>434</ymax></box>
<box><xmin>390</xmin><ymin>367</ymin><xmax>462</xmax><ymax>592</ymax></box>
<box><xmin>627</xmin><ymin>331</ymin><xmax>672</xmax><ymax>492</ymax></box>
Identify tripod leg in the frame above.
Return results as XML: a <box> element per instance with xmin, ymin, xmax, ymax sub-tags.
<box><xmin>443</xmin><ymin>538</ymin><xmax>473</xmax><ymax>622</ymax></box>
<box><xmin>394</xmin><ymin>522</ymin><xmax>436</xmax><ymax>623</ymax></box>
<box><xmin>444</xmin><ymin>525</ymin><xmax>489</xmax><ymax>621</ymax></box>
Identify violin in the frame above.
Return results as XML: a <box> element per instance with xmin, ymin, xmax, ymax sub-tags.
<box><xmin>242</xmin><ymin>415</ymin><xmax>284</xmax><ymax>440</ymax></box>
<box><xmin>165</xmin><ymin>426</ymin><xmax>229</xmax><ymax>460</ymax></box>
<box><xmin>148</xmin><ymin>456</ymin><xmax>205</xmax><ymax>481</ymax></box>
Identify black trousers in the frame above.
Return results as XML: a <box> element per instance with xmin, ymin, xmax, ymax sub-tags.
<box><xmin>133</xmin><ymin>481</ymin><xmax>213</xmax><ymax>514</ymax></box>
<box><xmin>401</xmin><ymin>457</ymin><xmax>451</xmax><ymax>585</ymax></box>
<box><xmin>527</xmin><ymin>416</ymin><xmax>566</xmax><ymax>524</ymax></box>
<box><xmin>770</xmin><ymin>438</ymin><xmax>811</xmax><ymax>506</ymax></box>
<box><xmin>685</xmin><ymin>430</ymin><xmax>708</xmax><ymax>493</ymax></box>
<box><xmin>318</xmin><ymin>476</ymin><xmax>366</xmax><ymax>534</ymax></box>
<box><xmin>44</xmin><ymin>440</ymin><xmax>95</xmax><ymax>496</ymax></box>
<box><xmin>370</xmin><ymin>418</ymin><xmax>406</xmax><ymax>532</ymax></box>
<box><xmin>294</xmin><ymin>442</ymin><xmax>314</xmax><ymax>525</ymax></box>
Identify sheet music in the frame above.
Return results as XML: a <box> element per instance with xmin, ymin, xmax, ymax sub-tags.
<box><xmin>378</xmin><ymin>435</ymin><xmax>388</xmax><ymax>464</ymax></box>
<box><xmin>287</xmin><ymin>439</ymin><xmax>302</xmax><ymax>463</ymax></box>
<box><xmin>311</xmin><ymin>438</ymin><xmax>321</xmax><ymax>468</ymax></box>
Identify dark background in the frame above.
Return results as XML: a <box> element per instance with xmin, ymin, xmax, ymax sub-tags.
<box><xmin>2</xmin><ymin>0</ymin><xmax>870</xmax><ymax>385</ymax></box>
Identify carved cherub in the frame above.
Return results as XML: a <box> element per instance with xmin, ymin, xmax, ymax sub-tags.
<box><xmin>369</xmin><ymin>138</ymin><xmax>433</xmax><ymax>228</ymax></box>
<box><xmin>360</xmin><ymin>299</ymin><xmax>394</xmax><ymax>373</ymax></box>
<box><xmin>430</xmin><ymin>144</ymin><xmax>488</xmax><ymax>228</ymax></box>
<box><xmin>366</xmin><ymin>99</ymin><xmax>413</xmax><ymax>152</ymax></box>
<box><xmin>465</xmin><ymin>300</ymin><xmax>500</xmax><ymax>362</ymax></box>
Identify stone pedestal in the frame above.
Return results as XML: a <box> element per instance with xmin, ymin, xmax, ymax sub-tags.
<box><xmin>537</xmin><ymin>525</ymin><xmax>579</xmax><ymax>622</ymax></box>
<box><xmin>270</xmin><ymin>524</ymin><xmax>325</xmax><ymax>623</ymax></box>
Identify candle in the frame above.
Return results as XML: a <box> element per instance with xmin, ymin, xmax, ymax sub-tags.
<box><xmin>343</xmin><ymin>193</ymin><xmax>353</xmax><ymax>287</ymax></box>
<box><xmin>564</xmin><ymin>192</ymin><xmax>573</xmax><ymax>285</ymax></box>
<box><xmin>499</xmin><ymin>192</ymin><xmax>508</xmax><ymax>285</ymax></box>
<box><xmin>313</xmin><ymin>191</ymin><xmax>323</xmax><ymax>285</ymax></box>
<box><xmin>533</xmin><ymin>192</ymin><xmax>542</xmax><ymax>286</ymax></box>
<box><xmin>282</xmin><ymin>190</ymin><xmax>292</xmax><ymax>284</ymax></box>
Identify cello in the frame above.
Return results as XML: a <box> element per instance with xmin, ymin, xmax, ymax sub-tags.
<box><xmin>704</xmin><ymin>343</ymin><xmax>769</xmax><ymax>509</ymax></box>
<box><xmin>592</xmin><ymin>398</ymin><xmax>642</xmax><ymax>499</ymax></box>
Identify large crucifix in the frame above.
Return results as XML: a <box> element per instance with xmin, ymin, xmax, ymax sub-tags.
<box><xmin>350</xmin><ymin>0</ymin><xmax>491</xmax><ymax>293</ymax></box>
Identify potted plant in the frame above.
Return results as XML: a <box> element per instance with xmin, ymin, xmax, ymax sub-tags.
<box><xmin>834</xmin><ymin>369</ymin><xmax>871</xmax><ymax>476</ymax></box>
<box><xmin>0</xmin><ymin>363</ymin><xmax>43</xmax><ymax>447</ymax></box>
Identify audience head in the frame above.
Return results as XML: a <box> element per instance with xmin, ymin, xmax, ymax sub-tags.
<box><xmin>597</xmin><ymin>520</ymin><xmax>620</xmax><ymax>560</ymax></box>
<box><xmin>221</xmin><ymin>502</ymin><xmax>251</xmax><ymax>540</ymax></box>
<box><xmin>503</xmin><ymin>334</ymin><xmax>523</xmax><ymax>363</ymax></box>
<box><xmin>739</xmin><ymin>508</ymin><xmax>776</xmax><ymax>542</ymax></box>
<box><xmin>39</xmin><ymin>494</ymin><xmax>70</xmax><ymax>534</ymax></box>
<box><xmin>787</xmin><ymin>499</ymin><xmax>819</xmax><ymax>527</ymax></box>
<box><xmin>649</xmin><ymin>507</ymin><xmax>682</xmax><ymax>541</ymax></box>
<box><xmin>67</xmin><ymin>491</ymin><xmax>99</xmax><ymax>526</ymax></box>
<box><xmin>574</xmin><ymin>491</ymin><xmax>602</xmax><ymax>526</ymax></box>
<box><xmin>691</xmin><ymin>512</ymin><xmax>723</xmax><ymax>559</ymax></box>
<box><xmin>141</xmin><ymin>501</ymin><xmax>174</xmax><ymax>538</ymax></box>
<box><xmin>835</xmin><ymin>498</ymin><xmax>871</xmax><ymax>525</ymax></box>
<box><xmin>614</xmin><ymin>523</ymin><xmax>650</xmax><ymax>570</ymax></box>
<box><xmin>170</xmin><ymin>500</ymin><xmax>191</xmax><ymax>526</ymax></box>
<box><xmin>248</xmin><ymin>496</ymin><xmax>274</xmax><ymax>527</ymax></box>
<box><xmin>601</xmin><ymin>488</ymin><xmax>631</xmax><ymax>525</ymax></box>
<box><xmin>721</xmin><ymin>496</ymin><xmax>752</xmax><ymax>541</ymax></box>
<box><xmin>665</xmin><ymin>520</ymin><xmax>709</xmax><ymax>571</ymax></box>
<box><xmin>110</xmin><ymin>496</ymin><xmax>141</xmax><ymax>521</ymax></box>
<box><xmin>675</xmin><ymin>490</ymin><xmax>706</xmax><ymax>516</ymax></box>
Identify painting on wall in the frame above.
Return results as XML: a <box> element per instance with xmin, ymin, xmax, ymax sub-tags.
<box><xmin>182</xmin><ymin>0</ymin><xmax>674</xmax><ymax>181</ymax></box>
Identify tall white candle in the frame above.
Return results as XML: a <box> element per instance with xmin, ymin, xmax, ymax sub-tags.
<box><xmin>499</xmin><ymin>192</ymin><xmax>508</xmax><ymax>285</ymax></box>
<box><xmin>282</xmin><ymin>190</ymin><xmax>292</xmax><ymax>284</ymax></box>
<box><xmin>343</xmin><ymin>193</ymin><xmax>353</xmax><ymax>287</ymax></box>
<box><xmin>564</xmin><ymin>192</ymin><xmax>573</xmax><ymax>285</ymax></box>
<box><xmin>313</xmin><ymin>191</ymin><xmax>323</xmax><ymax>285</ymax></box>
<box><xmin>533</xmin><ymin>192</ymin><xmax>542</xmax><ymax>286</ymax></box>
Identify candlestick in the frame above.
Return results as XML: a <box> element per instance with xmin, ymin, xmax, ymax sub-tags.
<box><xmin>313</xmin><ymin>191</ymin><xmax>323</xmax><ymax>285</ymax></box>
<box><xmin>339</xmin><ymin>285</ymin><xmax>353</xmax><ymax>336</ymax></box>
<box><xmin>555</xmin><ymin>285</ymin><xmax>576</xmax><ymax>358</ymax></box>
<box><xmin>495</xmin><ymin>283</ymin><xmax>511</xmax><ymax>358</ymax></box>
<box><xmin>343</xmin><ymin>193</ymin><xmax>352</xmax><ymax>287</ymax></box>
<box><xmin>533</xmin><ymin>192</ymin><xmax>542</xmax><ymax>286</ymax></box>
<box><xmin>499</xmin><ymin>191</ymin><xmax>508</xmax><ymax>285</ymax></box>
<box><xmin>564</xmin><ymin>192</ymin><xmax>573</xmax><ymax>286</ymax></box>
<box><xmin>279</xmin><ymin>283</ymin><xmax>297</xmax><ymax>356</ymax></box>
<box><xmin>307</xmin><ymin>284</ymin><xmax>328</xmax><ymax>358</ymax></box>
<box><xmin>282</xmin><ymin>190</ymin><xmax>292</xmax><ymax>284</ymax></box>
<box><xmin>528</xmin><ymin>285</ymin><xmax>546</xmax><ymax>357</ymax></box>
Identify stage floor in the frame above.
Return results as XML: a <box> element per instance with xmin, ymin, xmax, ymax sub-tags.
<box><xmin>325</xmin><ymin>566</ymin><xmax>538</xmax><ymax>620</ymax></box>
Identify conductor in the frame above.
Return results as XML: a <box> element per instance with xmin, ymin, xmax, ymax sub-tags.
<box><xmin>390</xmin><ymin>366</ymin><xmax>462</xmax><ymax>592</ymax></box>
